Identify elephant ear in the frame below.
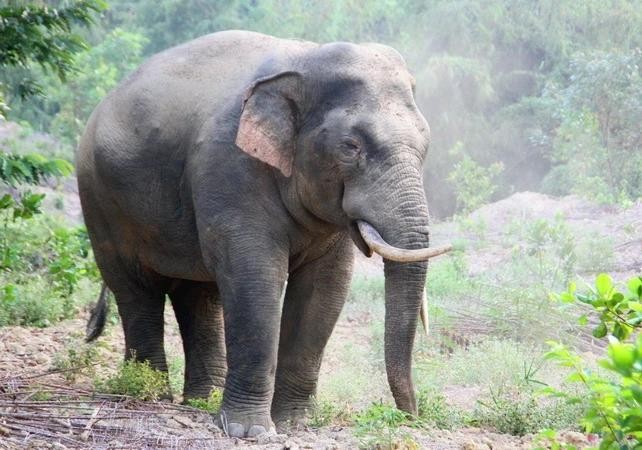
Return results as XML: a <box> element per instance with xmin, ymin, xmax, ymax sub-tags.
<box><xmin>235</xmin><ymin>71</ymin><xmax>302</xmax><ymax>177</ymax></box>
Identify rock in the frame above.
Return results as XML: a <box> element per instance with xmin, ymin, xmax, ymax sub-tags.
<box><xmin>283</xmin><ymin>439</ymin><xmax>300</xmax><ymax>450</ymax></box>
<box><xmin>256</xmin><ymin>431</ymin><xmax>287</xmax><ymax>445</ymax></box>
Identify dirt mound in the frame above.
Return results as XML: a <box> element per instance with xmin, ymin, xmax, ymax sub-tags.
<box><xmin>469</xmin><ymin>192</ymin><xmax>606</xmax><ymax>231</ymax></box>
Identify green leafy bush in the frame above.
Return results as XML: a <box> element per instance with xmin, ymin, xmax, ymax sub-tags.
<box><xmin>476</xmin><ymin>386</ymin><xmax>584</xmax><ymax>436</ymax></box>
<box><xmin>308</xmin><ymin>397</ymin><xmax>353</xmax><ymax>428</ymax></box>
<box><xmin>0</xmin><ymin>0</ymin><xmax>106</xmax><ymax>116</ymax></box>
<box><xmin>0</xmin><ymin>212</ymin><xmax>99</xmax><ymax>326</ymax></box>
<box><xmin>97</xmin><ymin>360</ymin><xmax>169</xmax><ymax>401</ymax></box>
<box><xmin>546</xmin><ymin>274</ymin><xmax>642</xmax><ymax>449</ymax></box>
<box><xmin>416</xmin><ymin>389</ymin><xmax>469</xmax><ymax>430</ymax></box>
<box><xmin>185</xmin><ymin>389</ymin><xmax>223</xmax><ymax>413</ymax></box>
<box><xmin>0</xmin><ymin>150</ymin><xmax>98</xmax><ymax>327</ymax></box>
<box><xmin>53</xmin><ymin>342</ymin><xmax>102</xmax><ymax>382</ymax></box>
<box><xmin>447</xmin><ymin>142</ymin><xmax>504</xmax><ymax>214</ymax></box>
<box><xmin>353</xmin><ymin>402</ymin><xmax>418</xmax><ymax>450</ymax></box>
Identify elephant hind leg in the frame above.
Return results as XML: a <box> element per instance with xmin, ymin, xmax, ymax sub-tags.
<box><xmin>105</xmin><ymin>265</ymin><xmax>169</xmax><ymax>373</ymax></box>
<box><xmin>169</xmin><ymin>280</ymin><xmax>226</xmax><ymax>400</ymax></box>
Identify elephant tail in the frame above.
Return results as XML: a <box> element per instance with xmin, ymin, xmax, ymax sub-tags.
<box><xmin>86</xmin><ymin>282</ymin><xmax>110</xmax><ymax>342</ymax></box>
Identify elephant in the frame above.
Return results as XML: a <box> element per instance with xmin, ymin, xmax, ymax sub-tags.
<box><xmin>78</xmin><ymin>30</ymin><xmax>450</xmax><ymax>438</ymax></box>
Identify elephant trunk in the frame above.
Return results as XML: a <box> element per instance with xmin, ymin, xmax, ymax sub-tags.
<box><xmin>384</xmin><ymin>257</ymin><xmax>427</xmax><ymax>414</ymax></box>
<box><xmin>362</xmin><ymin>177</ymin><xmax>430</xmax><ymax>414</ymax></box>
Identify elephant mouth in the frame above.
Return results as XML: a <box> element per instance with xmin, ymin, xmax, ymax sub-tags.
<box><xmin>349</xmin><ymin>221</ymin><xmax>374</xmax><ymax>258</ymax></box>
<box><xmin>352</xmin><ymin>220</ymin><xmax>453</xmax><ymax>263</ymax></box>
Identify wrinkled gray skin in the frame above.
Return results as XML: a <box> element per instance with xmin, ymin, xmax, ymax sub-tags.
<box><xmin>77</xmin><ymin>30</ymin><xmax>430</xmax><ymax>438</ymax></box>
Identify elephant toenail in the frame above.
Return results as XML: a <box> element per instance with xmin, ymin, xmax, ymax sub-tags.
<box><xmin>227</xmin><ymin>422</ymin><xmax>245</xmax><ymax>437</ymax></box>
<box><xmin>247</xmin><ymin>425</ymin><xmax>269</xmax><ymax>437</ymax></box>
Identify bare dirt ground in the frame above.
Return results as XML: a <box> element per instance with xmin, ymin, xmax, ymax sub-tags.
<box><xmin>1</xmin><ymin>187</ymin><xmax>640</xmax><ymax>449</ymax></box>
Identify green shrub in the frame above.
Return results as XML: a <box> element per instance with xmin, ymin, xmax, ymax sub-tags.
<box><xmin>186</xmin><ymin>389</ymin><xmax>223</xmax><ymax>413</ymax></box>
<box><xmin>53</xmin><ymin>342</ymin><xmax>102</xmax><ymax>382</ymax></box>
<box><xmin>308</xmin><ymin>397</ymin><xmax>353</xmax><ymax>428</ymax></box>
<box><xmin>448</xmin><ymin>142</ymin><xmax>504</xmax><ymax>214</ymax></box>
<box><xmin>416</xmin><ymin>389</ymin><xmax>469</xmax><ymax>430</ymax></box>
<box><xmin>476</xmin><ymin>386</ymin><xmax>584</xmax><ymax>436</ymax></box>
<box><xmin>353</xmin><ymin>402</ymin><xmax>418</xmax><ymax>450</ymax></box>
<box><xmin>0</xmin><ymin>210</ymin><xmax>99</xmax><ymax>327</ymax></box>
<box><xmin>545</xmin><ymin>274</ymin><xmax>642</xmax><ymax>449</ymax></box>
<box><xmin>96</xmin><ymin>360</ymin><xmax>169</xmax><ymax>401</ymax></box>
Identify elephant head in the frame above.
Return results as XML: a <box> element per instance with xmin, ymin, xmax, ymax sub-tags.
<box><xmin>235</xmin><ymin>42</ymin><xmax>449</xmax><ymax>414</ymax></box>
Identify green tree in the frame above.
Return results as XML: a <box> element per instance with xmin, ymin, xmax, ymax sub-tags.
<box><xmin>543</xmin><ymin>50</ymin><xmax>642</xmax><ymax>203</ymax></box>
<box><xmin>0</xmin><ymin>0</ymin><xmax>106</xmax><ymax>116</ymax></box>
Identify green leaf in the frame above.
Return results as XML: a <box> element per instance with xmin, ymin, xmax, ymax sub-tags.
<box><xmin>628</xmin><ymin>277</ymin><xmax>642</xmax><ymax>299</ymax></box>
<box><xmin>596</xmin><ymin>273</ymin><xmax>613</xmax><ymax>297</ymax></box>
<box><xmin>0</xmin><ymin>194</ymin><xmax>14</xmax><ymax>209</ymax></box>
<box><xmin>608</xmin><ymin>341</ymin><xmax>636</xmax><ymax>376</ymax></box>
<box><xmin>593</xmin><ymin>322</ymin><xmax>607</xmax><ymax>338</ymax></box>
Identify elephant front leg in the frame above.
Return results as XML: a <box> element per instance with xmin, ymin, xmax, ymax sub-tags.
<box><xmin>271</xmin><ymin>234</ymin><xmax>354</xmax><ymax>427</ymax></box>
<box><xmin>212</xmin><ymin>240</ymin><xmax>289</xmax><ymax>438</ymax></box>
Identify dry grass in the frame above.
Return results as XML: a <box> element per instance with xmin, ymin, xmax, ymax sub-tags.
<box><xmin>0</xmin><ymin>372</ymin><xmax>223</xmax><ymax>449</ymax></box>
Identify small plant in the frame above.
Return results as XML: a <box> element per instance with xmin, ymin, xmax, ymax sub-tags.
<box><xmin>447</xmin><ymin>141</ymin><xmax>504</xmax><ymax>214</ymax></box>
<box><xmin>29</xmin><ymin>391</ymin><xmax>53</xmax><ymax>402</ymax></box>
<box><xmin>52</xmin><ymin>342</ymin><xmax>101</xmax><ymax>382</ymax></box>
<box><xmin>475</xmin><ymin>385</ymin><xmax>582</xmax><ymax>436</ymax></box>
<box><xmin>48</xmin><ymin>225</ymin><xmax>99</xmax><ymax>297</ymax></box>
<box><xmin>186</xmin><ymin>389</ymin><xmax>223</xmax><ymax>413</ymax></box>
<box><xmin>96</xmin><ymin>359</ymin><xmax>169</xmax><ymax>401</ymax></box>
<box><xmin>416</xmin><ymin>389</ymin><xmax>468</xmax><ymax>430</ymax></box>
<box><xmin>353</xmin><ymin>402</ymin><xmax>418</xmax><ymax>450</ymax></box>
<box><xmin>309</xmin><ymin>397</ymin><xmax>353</xmax><ymax>427</ymax></box>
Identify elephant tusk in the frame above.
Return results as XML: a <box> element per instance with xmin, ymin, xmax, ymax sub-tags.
<box><xmin>356</xmin><ymin>220</ymin><xmax>453</xmax><ymax>262</ymax></box>
<box><xmin>420</xmin><ymin>288</ymin><xmax>429</xmax><ymax>336</ymax></box>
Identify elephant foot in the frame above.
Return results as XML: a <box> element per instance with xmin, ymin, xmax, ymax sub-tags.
<box><xmin>271</xmin><ymin>404</ymin><xmax>310</xmax><ymax>430</ymax></box>
<box><xmin>219</xmin><ymin>409</ymin><xmax>275</xmax><ymax>438</ymax></box>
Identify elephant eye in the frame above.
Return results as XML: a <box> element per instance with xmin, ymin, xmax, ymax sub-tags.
<box><xmin>339</xmin><ymin>139</ymin><xmax>361</xmax><ymax>156</ymax></box>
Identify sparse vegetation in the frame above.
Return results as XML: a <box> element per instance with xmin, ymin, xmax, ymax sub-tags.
<box><xmin>52</xmin><ymin>341</ymin><xmax>102</xmax><ymax>382</ymax></box>
<box><xmin>475</xmin><ymin>386</ymin><xmax>585</xmax><ymax>436</ymax></box>
<box><xmin>416</xmin><ymin>389</ymin><xmax>469</xmax><ymax>430</ymax></box>
<box><xmin>353</xmin><ymin>402</ymin><xmax>418</xmax><ymax>450</ymax></box>
<box><xmin>309</xmin><ymin>397</ymin><xmax>353</xmax><ymax>428</ymax></box>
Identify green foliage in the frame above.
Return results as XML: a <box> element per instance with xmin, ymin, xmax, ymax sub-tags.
<box><xmin>557</xmin><ymin>275</ymin><xmax>642</xmax><ymax>341</ymax></box>
<box><xmin>0</xmin><ymin>212</ymin><xmax>99</xmax><ymax>327</ymax></box>
<box><xmin>416</xmin><ymin>389</ymin><xmax>469</xmax><ymax>430</ymax></box>
<box><xmin>476</xmin><ymin>385</ymin><xmax>584</xmax><ymax>436</ymax></box>
<box><xmin>186</xmin><ymin>389</ymin><xmax>223</xmax><ymax>413</ymax></box>
<box><xmin>447</xmin><ymin>142</ymin><xmax>504</xmax><ymax>214</ymax></box>
<box><xmin>0</xmin><ymin>1</ymin><xmax>106</xmax><ymax>115</ymax></box>
<box><xmin>353</xmin><ymin>402</ymin><xmax>418</xmax><ymax>450</ymax></box>
<box><xmin>48</xmin><ymin>226</ymin><xmax>98</xmax><ymax>296</ymax></box>
<box><xmin>53</xmin><ymin>341</ymin><xmax>102</xmax><ymax>382</ymax></box>
<box><xmin>308</xmin><ymin>397</ymin><xmax>353</xmax><ymax>428</ymax></box>
<box><xmin>97</xmin><ymin>359</ymin><xmax>169</xmax><ymax>401</ymax></box>
<box><xmin>543</xmin><ymin>50</ymin><xmax>642</xmax><ymax>204</ymax></box>
<box><xmin>0</xmin><ymin>132</ymin><xmax>95</xmax><ymax>328</ymax></box>
<box><xmin>0</xmin><ymin>153</ymin><xmax>73</xmax><ymax>186</ymax></box>
<box><xmin>546</xmin><ymin>275</ymin><xmax>642</xmax><ymax>449</ymax></box>
<box><xmin>0</xmin><ymin>152</ymin><xmax>72</xmax><ymax>224</ymax></box>
<box><xmin>4</xmin><ymin>0</ymin><xmax>641</xmax><ymax>215</ymax></box>
<box><xmin>9</xmin><ymin>28</ymin><xmax>147</xmax><ymax>145</ymax></box>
